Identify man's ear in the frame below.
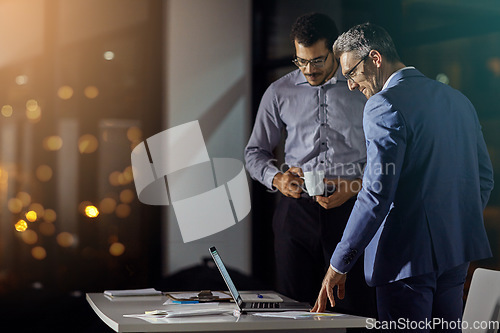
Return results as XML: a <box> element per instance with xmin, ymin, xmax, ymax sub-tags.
<box><xmin>369</xmin><ymin>50</ymin><xmax>383</xmax><ymax>68</ymax></box>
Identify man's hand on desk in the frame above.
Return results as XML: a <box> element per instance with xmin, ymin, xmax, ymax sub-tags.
<box><xmin>311</xmin><ymin>266</ymin><xmax>346</xmax><ymax>313</ymax></box>
<box><xmin>272</xmin><ymin>167</ymin><xmax>304</xmax><ymax>198</ymax></box>
<box><xmin>315</xmin><ymin>178</ymin><xmax>362</xmax><ymax>209</ymax></box>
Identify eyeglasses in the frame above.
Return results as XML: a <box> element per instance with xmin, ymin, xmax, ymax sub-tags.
<box><xmin>292</xmin><ymin>53</ymin><xmax>329</xmax><ymax>68</ymax></box>
<box><xmin>344</xmin><ymin>54</ymin><xmax>369</xmax><ymax>83</ymax></box>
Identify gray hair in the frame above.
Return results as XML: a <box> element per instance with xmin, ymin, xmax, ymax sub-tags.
<box><xmin>333</xmin><ymin>22</ymin><xmax>401</xmax><ymax>62</ymax></box>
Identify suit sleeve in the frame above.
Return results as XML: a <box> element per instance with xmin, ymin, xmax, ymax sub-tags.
<box><xmin>330</xmin><ymin>95</ymin><xmax>407</xmax><ymax>273</ymax></box>
<box><xmin>476</xmin><ymin>123</ymin><xmax>494</xmax><ymax>210</ymax></box>
<box><xmin>244</xmin><ymin>85</ymin><xmax>284</xmax><ymax>190</ymax></box>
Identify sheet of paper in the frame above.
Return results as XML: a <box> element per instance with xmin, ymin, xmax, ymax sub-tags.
<box><xmin>104</xmin><ymin>288</ymin><xmax>162</xmax><ymax>297</ymax></box>
<box><xmin>251</xmin><ymin>311</ymin><xmax>345</xmax><ymax>319</ymax></box>
<box><xmin>124</xmin><ymin>308</ymin><xmax>234</xmax><ymax>318</ymax></box>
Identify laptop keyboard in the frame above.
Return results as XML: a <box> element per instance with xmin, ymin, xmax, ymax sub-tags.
<box><xmin>250</xmin><ymin>302</ymin><xmax>280</xmax><ymax>309</ymax></box>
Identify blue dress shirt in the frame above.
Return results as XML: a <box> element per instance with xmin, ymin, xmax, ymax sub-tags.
<box><xmin>245</xmin><ymin>67</ymin><xmax>367</xmax><ymax>189</ymax></box>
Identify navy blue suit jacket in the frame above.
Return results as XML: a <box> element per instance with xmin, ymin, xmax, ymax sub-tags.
<box><xmin>330</xmin><ymin>68</ymin><xmax>494</xmax><ymax>286</ymax></box>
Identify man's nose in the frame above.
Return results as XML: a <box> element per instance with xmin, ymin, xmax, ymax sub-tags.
<box><xmin>347</xmin><ymin>79</ymin><xmax>358</xmax><ymax>91</ymax></box>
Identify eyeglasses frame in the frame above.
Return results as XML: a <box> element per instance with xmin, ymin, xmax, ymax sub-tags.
<box><xmin>344</xmin><ymin>54</ymin><xmax>370</xmax><ymax>83</ymax></box>
<box><xmin>292</xmin><ymin>52</ymin><xmax>330</xmax><ymax>69</ymax></box>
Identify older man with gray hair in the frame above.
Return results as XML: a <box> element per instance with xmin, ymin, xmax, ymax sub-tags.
<box><xmin>313</xmin><ymin>23</ymin><xmax>494</xmax><ymax>332</ymax></box>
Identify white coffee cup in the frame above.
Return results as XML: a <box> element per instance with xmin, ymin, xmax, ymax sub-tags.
<box><xmin>302</xmin><ymin>170</ymin><xmax>325</xmax><ymax>196</ymax></box>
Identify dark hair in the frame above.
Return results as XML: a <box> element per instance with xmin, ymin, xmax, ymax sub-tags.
<box><xmin>290</xmin><ymin>12</ymin><xmax>339</xmax><ymax>50</ymax></box>
<box><xmin>333</xmin><ymin>22</ymin><xmax>400</xmax><ymax>62</ymax></box>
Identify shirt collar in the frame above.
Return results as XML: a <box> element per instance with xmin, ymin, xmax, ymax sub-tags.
<box><xmin>382</xmin><ymin>66</ymin><xmax>415</xmax><ymax>91</ymax></box>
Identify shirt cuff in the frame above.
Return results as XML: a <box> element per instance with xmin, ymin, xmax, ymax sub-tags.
<box><xmin>330</xmin><ymin>264</ymin><xmax>346</xmax><ymax>275</ymax></box>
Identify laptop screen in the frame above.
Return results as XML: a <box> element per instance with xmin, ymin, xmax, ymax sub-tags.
<box><xmin>209</xmin><ymin>246</ymin><xmax>243</xmax><ymax>307</ymax></box>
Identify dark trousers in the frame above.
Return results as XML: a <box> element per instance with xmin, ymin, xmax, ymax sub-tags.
<box><xmin>376</xmin><ymin>263</ymin><xmax>469</xmax><ymax>333</ymax></box>
<box><xmin>273</xmin><ymin>195</ymin><xmax>377</xmax><ymax>319</ymax></box>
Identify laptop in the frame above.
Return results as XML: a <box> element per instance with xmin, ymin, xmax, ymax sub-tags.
<box><xmin>209</xmin><ymin>246</ymin><xmax>311</xmax><ymax>313</ymax></box>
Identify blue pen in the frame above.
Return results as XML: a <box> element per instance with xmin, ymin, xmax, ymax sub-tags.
<box><xmin>172</xmin><ymin>300</ymin><xmax>199</xmax><ymax>304</ymax></box>
<box><xmin>257</xmin><ymin>294</ymin><xmax>263</xmax><ymax>299</ymax></box>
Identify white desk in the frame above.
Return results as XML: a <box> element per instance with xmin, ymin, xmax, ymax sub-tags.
<box><xmin>86</xmin><ymin>292</ymin><xmax>369</xmax><ymax>332</ymax></box>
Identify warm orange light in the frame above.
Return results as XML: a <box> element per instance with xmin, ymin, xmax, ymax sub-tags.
<box><xmin>36</xmin><ymin>165</ymin><xmax>53</xmax><ymax>182</ymax></box>
<box><xmin>122</xmin><ymin>166</ymin><xmax>133</xmax><ymax>184</ymax></box>
<box><xmin>17</xmin><ymin>192</ymin><xmax>31</xmax><ymax>207</ymax></box>
<box><xmin>44</xmin><ymin>209</ymin><xmax>57</xmax><ymax>223</ymax></box>
<box><xmin>99</xmin><ymin>197</ymin><xmax>117</xmax><ymax>214</ymax></box>
<box><xmin>58</xmin><ymin>85</ymin><xmax>74</xmax><ymax>100</ymax></box>
<box><xmin>8</xmin><ymin>198</ymin><xmax>23</xmax><ymax>214</ymax></box>
<box><xmin>78</xmin><ymin>134</ymin><xmax>99</xmax><ymax>154</ymax></box>
<box><xmin>109</xmin><ymin>242</ymin><xmax>125</xmax><ymax>256</ymax></box>
<box><xmin>26</xmin><ymin>210</ymin><xmax>37</xmax><ymax>222</ymax></box>
<box><xmin>115</xmin><ymin>204</ymin><xmax>131</xmax><ymax>218</ymax></box>
<box><xmin>21</xmin><ymin>229</ymin><xmax>38</xmax><ymax>244</ymax></box>
<box><xmin>1</xmin><ymin>105</ymin><xmax>13</xmax><ymax>117</ymax></box>
<box><xmin>57</xmin><ymin>232</ymin><xmax>75</xmax><ymax>248</ymax></box>
<box><xmin>26</xmin><ymin>99</ymin><xmax>38</xmax><ymax>111</ymax></box>
<box><xmin>31</xmin><ymin>246</ymin><xmax>47</xmax><ymax>260</ymax></box>
<box><xmin>85</xmin><ymin>205</ymin><xmax>99</xmax><ymax>218</ymax></box>
<box><xmin>43</xmin><ymin>136</ymin><xmax>63</xmax><ymax>151</ymax></box>
<box><xmin>29</xmin><ymin>203</ymin><xmax>45</xmax><ymax>218</ymax></box>
<box><xmin>84</xmin><ymin>86</ymin><xmax>99</xmax><ymax>99</ymax></box>
<box><xmin>15</xmin><ymin>220</ymin><xmax>28</xmax><ymax>232</ymax></box>
<box><xmin>120</xmin><ymin>189</ymin><xmax>135</xmax><ymax>204</ymax></box>
<box><xmin>26</xmin><ymin>106</ymin><xmax>41</xmax><ymax>121</ymax></box>
<box><xmin>126</xmin><ymin>126</ymin><xmax>142</xmax><ymax>142</ymax></box>
<box><xmin>109</xmin><ymin>171</ymin><xmax>121</xmax><ymax>186</ymax></box>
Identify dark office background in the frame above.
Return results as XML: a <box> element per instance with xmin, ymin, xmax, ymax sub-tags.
<box><xmin>0</xmin><ymin>0</ymin><xmax>499</xmax><ymax>332</ymax></box>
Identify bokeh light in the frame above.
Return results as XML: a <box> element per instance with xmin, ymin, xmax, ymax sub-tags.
<box><xmin>31</xmin><ymin>246</ymin><xmax>47</xmax><ymax>260</ymax></box>
<box><xmin>109</xmin><ymin>171</ymin><xmax>121</xmax><ymax>186</ymax></box>
<box><xmin>84</xmin><ymin>86</ymin><xmax>99</xmax><ymax>99</ymax></box>
<box><xmin>26</xmin><ymin>211</ymin><xmax>37</xmax><ymax>222</ymax></box>
<box><xmin>85</xmin><ymin>205</ymin><xmax>99</xmax><ymax>218</ymax></box>
<box><xmin>44</xmin><ymin>209</ymin><xmax>57</xmax><ymax>223</ymax></box>
<box><xmin>8</xmin><ymin>198</ymin><xmax>23</xmax><ymax>214</ymax></box>
<box><xmin>1</xmin><ymin>105</ymin><xmax>13</xmax><ymax>118</ymax></box>
<box><xmin>119</xmin><ymin>189</ymin><xmax>135</xmax><ymax>203</ymax></box>
<box><xmin>115</xmin><ymin>204</ymin><xmax>131</xmax><ymax>218</ymax></box>
<box><xmin>29</xmin><ymin>203</ymin><xmax>45</xmax><ymax>218</ymax></box>
<box><xmin>57</xmin><ymin>232</ymin><xmax>75</xmax><ymax>248</ymax></box>
<box><xmin>488</xmin><ymin>57</ymin><xmax>500</xmax><ymax>77</ymax></box>
<box><xmin>26</xmin><ymin>102</ymin><xmax>41</xmax><ymax>121</ymax></box>
<box><xmin>126</xmin><ymin>126</ymin><xmax>142</xmax><ymax>142</ymax></box>
<box><xmin>21</xmin><ymin>229</ymin><xmax>38</xmax><ymax>245</ymax></box>
<box><xmin>122</xmin><ymin>166</ymin><xmax>133</xmax><ymax>184</ymax></box>
<box><xmin>36</xmin><ymin>165</ymin><xmax>53</xmax><ymax>182</ymax></box>
<box><xmin>26</xmin><ymin>99</ymin><xmax>38</xmax><ymax>111</ymax></box>
<box><xmin>99</xmin><ymin>197</ymin><xmax>117</xmax><ymax>214</ymax></box>
<box><xmin>79</xmin><ymin>201</ymin><xmax>92</xmax><ymax>214</ymax></box>
<box><xmin>43</xmin><ymin>136</ymin><xmax>63</xmax><ymax>151</ymax></box>
<box><xmin>58</xmin><ymin>85</ymin><xmax>74</xmax><ymax>100</ymax></box>
<box><xmin>15</xmin><ymin>220</ymin><xmax>28</xmax><ymax>232</ymax></box>
<box><xmin>103</xmin><ymin>51</ymin><xmax>115</xmax><ymax>60</ymax></box>
<box><xmin>109</xmin><ymin>242</ymin><xmax>125</xmax><ymax>256</ymax></box>
<box><xmin>78</xmin><ymin>134</ymin><xmax>99</xmax><ymax>154</ymax></box>
<box><xmin>15</xmin><ymin>75</ymin><xmax>28</xmax><ymax>85</ymax></box>
<box><xmin>17</xmin><ymin>192</ymin><xmax>31</xmax><ymax>207</ymax></box>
